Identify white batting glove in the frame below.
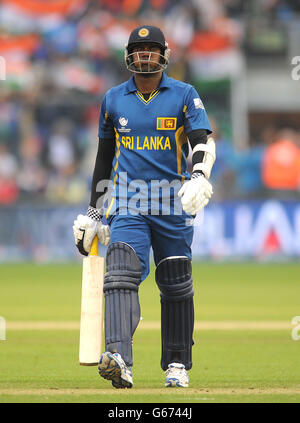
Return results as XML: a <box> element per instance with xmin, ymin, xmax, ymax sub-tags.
<box><xmin>73</xmin><ymin>214</ymin><xmax>110</xmax><ymax>256</ymax></box>
<box><xmin>178</xmin><ymin>173</ymin><xmax>213</xmax><ymax>215</ymax></box>
<box><xmin>73</xmin><ymin>215</ymin><xmax>98</xmax><ymax>256</ymax></box>
<box><xmin>97</xmin><ymin>222</ymin><xmax>110</xmax><ymax>246</ymax></box>
<box><xmin>87</xmin><ymin>206</ymin><xmax>110</xmax><ymax>246</ymax></box>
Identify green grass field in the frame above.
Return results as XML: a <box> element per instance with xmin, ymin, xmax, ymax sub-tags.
<box><xmin>0</xmin><ymin>262</ymin><xmax>300</xmax><ymax>403</ymax></box>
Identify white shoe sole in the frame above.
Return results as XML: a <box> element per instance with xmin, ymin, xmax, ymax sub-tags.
<box><xmin>165</xmin><ymin>378</ymin><xmax>188</xmax><ymax>388</ymax></box>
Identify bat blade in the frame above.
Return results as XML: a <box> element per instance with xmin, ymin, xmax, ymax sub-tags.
<box><xmin>79</xmin><ymin>250</ymin><xmax>105</xmax><ymax>366</ymax></box>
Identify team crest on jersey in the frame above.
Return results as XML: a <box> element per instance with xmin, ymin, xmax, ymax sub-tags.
<box><xmin>157</xmin><ymin>117</ymin><xmax>177</xmax><ymax>130</ymax></box>
<box><xmin>138</xmin><ymin>28</ymin><xmax>149</xmax><ymax>37</ymax></box>
<box><xmin>118</xmin><ymin>117</ymin><xmax>131</xmax><ymax>133</ymax></box>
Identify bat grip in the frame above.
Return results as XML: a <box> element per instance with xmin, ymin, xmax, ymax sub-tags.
<box><xmin>90</xmin><ymin>236</ymin><xmax>99</xmax><ymax>256</ymax></box>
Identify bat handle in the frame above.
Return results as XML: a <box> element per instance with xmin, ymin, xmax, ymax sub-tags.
<box><xmin>90</xmin><ymin>236</ymin><xmax>99</xmax><ymax>256</ymax></box>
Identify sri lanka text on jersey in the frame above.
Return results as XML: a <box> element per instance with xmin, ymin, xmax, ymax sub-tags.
<box><xmin>120</xmin><ymin>136</ymin><xmax>171</xmax><ymax>150</ymax></box>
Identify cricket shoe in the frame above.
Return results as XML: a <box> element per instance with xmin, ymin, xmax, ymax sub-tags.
<box><xmin>98</xmin><ymin>351</ymin><xmax>133</xmax><ymax>389</ymax></box>
<box><xmin>165</xmin><ymin>363</ymin><xmax>189</xmax><ymax>388</ymax></box>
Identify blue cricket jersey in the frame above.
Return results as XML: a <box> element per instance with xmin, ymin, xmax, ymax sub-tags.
<box><xmin>98</xmin><ymin>72</ymin><xmax>212</xmax><ymax>217</ymax></box>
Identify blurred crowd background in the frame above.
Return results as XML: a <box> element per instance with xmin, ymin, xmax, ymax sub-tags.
<box><xmin>1</xmin><ymin>0</ymin><xmax>300</xmax><ymax>207</ymax></box>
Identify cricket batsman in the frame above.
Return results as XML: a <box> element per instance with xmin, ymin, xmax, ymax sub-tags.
<box><xmin>73</xmin><ymin>25</ymin><xmax>215</xmax><ymax>388</ymax></box>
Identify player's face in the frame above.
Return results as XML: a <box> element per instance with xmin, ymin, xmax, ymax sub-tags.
<box><xmin>132</xmin><ymin>43</ymin><xmax>162</xmax><ymax>73</ymax></box>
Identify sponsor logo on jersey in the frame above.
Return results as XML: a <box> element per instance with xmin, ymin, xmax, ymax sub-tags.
<box><xmin>119</xmin><ymin>117</ymin><xmax>128</xmax><ymax>126</ymax></box>
<box><xmin>118</xmin><ymin>117</ymin><xmax>131</xmax><ymax>133</ymax></box>
<box><xmin>156</xmin><ymin>117</ymin><xmax>177</xmax><ymax>130</ymax></box>
<box><xmin>193</xmin><ymin>98</ymin><xmax>204</xmax><ymax>109</ymax></box>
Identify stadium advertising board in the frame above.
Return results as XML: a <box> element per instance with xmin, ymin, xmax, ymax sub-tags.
<box><xmin>0</xmin><ymin>200</ymin><xmax>299</xmax><ymax>261</ymax></box>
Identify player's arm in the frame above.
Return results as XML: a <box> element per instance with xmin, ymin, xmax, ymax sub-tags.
<box><xmin>178</xmin><ymin>88</ymin><xmax>216</xmax><ymax>215</ymax></box>
<box><xmin>88</xmin><ymin>137</ymin><xmax>116</xmax><ymax>218</ymax></box>
<box><xmin>73</xmin><ymin>95</ymin><xmax>116</xmax><ymax>255</ymax></box>
<box><xmin>187</xmin><ymin>128</ymin><xmax>216</xmax><ymax>179</ymax></box>
<box><xmin>73</xmin><ymin>137</ymin><xmax>115</xmax><ymax>256</ymax></box>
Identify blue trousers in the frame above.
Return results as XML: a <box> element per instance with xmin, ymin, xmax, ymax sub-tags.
<box><xmin>108</xmin><ymin>213</ymin><xmax>194</xmax><ymax>281</ymax></box>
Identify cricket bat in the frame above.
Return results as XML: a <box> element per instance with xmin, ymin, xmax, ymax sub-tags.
<box><xmin>79</xmin><ymin>236</ymin><xmax>105</xmax><ymax>366</ymax></box>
